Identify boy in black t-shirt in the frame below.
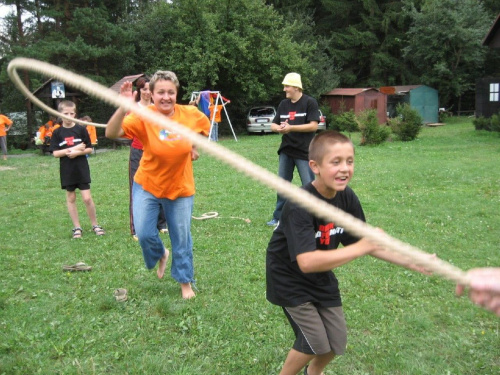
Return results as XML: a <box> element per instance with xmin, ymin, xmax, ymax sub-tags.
<box><xmin>266</xmin><ymin>131</ymin><xmax>431</xmax><ymax>375</ymax></box>
<box><xmin>50</xmin><ymin>100</ymin><xmax>105</xmax><ymax>239</ymax></box>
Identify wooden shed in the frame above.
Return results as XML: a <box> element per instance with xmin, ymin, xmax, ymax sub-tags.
<box><xmin>476</xmin><ymin>13</ymin><xmax>500</xmax><ymax>119</ymax></box>
<box><xmin>31</xmin><ymin>78</ymin><xmax>85</xmax><ymax>113</ymax></box>
<box><xmin>321</xmin><ymin>88</ymin><xmax>387</xmax><ymax>124</ymax></box>
<box><xmin>109</xmin><ymin>73</ymin><xmax>145</xmax><ymax>93</ymax></box>
<box><xmin>380</xmin><ymin>85</ymin><xmax>439</xmax><ymax>124</ymax></box>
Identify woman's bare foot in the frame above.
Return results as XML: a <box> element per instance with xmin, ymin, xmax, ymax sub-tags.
<box><xmin>157</xmin><ymin>249</ymin><xmax>169</xmax><ymax>279</ymax></box>
<box><xmin>180</xmin><ymin>283</ymin><xmax>195</xmax><ymax>299</ymax></box>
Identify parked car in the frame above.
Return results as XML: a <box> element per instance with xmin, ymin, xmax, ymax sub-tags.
<box><xmin>318</xmin><ymin>109</ymin><xmax>327</xmax><ymax>131</ymax></box>
<box><xmin>246</xmin><ymin>106</ymin><xmax>276</xmax><ymax>134</ymax></box>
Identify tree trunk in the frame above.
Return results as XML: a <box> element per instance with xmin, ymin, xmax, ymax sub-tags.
<box><xmin>15</xmin><ymin>0</ymin><xmax>35</xmax><ymax>145</ymax></box>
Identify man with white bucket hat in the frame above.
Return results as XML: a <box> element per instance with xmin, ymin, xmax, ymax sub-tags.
<box><xmin>267</xmin><ymin>72</ymin><xmax>320</xmax><ymax>226</ymax></box>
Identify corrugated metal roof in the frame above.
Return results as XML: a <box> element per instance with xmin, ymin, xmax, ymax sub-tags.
<box><xmin>322</xmin><ymin>88</ymin><xmax>378</xmax><ymax>96</ymax></box>
<box><xmin>109</xmin><ymin>74</ymin><xmax>145</xmax><ymax>93</ymax></box>
<box><xmin>391</xmin><ymin>85</ymin><xmax>422</xmax><ymax>93</ymax></box>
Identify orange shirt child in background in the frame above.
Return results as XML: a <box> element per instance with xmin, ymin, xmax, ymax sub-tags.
<box><xmin>0</xmin><ymin>113</ymin><xmax>13</xmax><ymax>160</ymax></box>
<box><xmin>80</xmin><ymin>116</ymin><xmax>98</xmax><ymax>145</ymax></box>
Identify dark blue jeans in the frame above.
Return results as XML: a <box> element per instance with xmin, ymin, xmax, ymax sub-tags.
<box><xmin>272</xmin><ymin>153</ymin><xmax>315</xmax><ymax>221</ymax></box>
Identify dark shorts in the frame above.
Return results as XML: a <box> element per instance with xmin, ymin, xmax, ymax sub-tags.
<box><xmin>63</xmin><ymin>183</ymin><xmax>90</xmax><ymax>192</ymax></box>
<box><xmin>283</xmin><ymin>303</ymin><xmax>347</xmax><ymax>356</ymax></box>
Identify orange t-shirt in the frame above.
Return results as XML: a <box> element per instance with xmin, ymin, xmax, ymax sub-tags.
<box><xmin>122</xmin><ymin>104</ymin><xmax>210</xmax><ymax>199</ymax></box>
<box><xmin>0</xmin><ymin>114</ymin><xmax>13</xmax><ymax>137</ymax></box>
<box><xmin>86</xmin><ymin>125</ymin><xmax>97</xmax><ymax>144</ymax></box>
<box><xmin>38</xmin><ymin>121</ymin><xmax>55</xmax><ymax>140</ymax></box>
<box><xmin>38</xmin><ymin>125</ymin><xmax>47</xmax><ymax>139</ymax></box>
<box><xmin>209</xmin><ymin>105</ymin><xmax>223</xmax><ymax>123</ymax></box>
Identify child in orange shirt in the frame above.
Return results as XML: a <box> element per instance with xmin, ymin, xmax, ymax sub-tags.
<box><xmin>0</xmin><ymin>113</ymin><xmax>13</xmax><ymax>160</ymax></box>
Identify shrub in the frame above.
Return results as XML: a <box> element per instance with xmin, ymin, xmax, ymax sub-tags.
<box><xmin>358</xmin><ymin>109</ymin><xmax>390</xmax><ymax>145</ymax></box>
<box><xmin>389</xmin><ymin>103</ymin><xmax>423</xmax><ymax>141</ymax></box>
<box><xmin>473</xmin><ymin>116</ymin><xmax>490</xmax><ymax>131</ymax></box>
<box><xmin>489</xmin><ymin>114</ymin><xmax>500</xmax><ymax>133</ymax></box>
<box><xmin>332</xmin><ymin>109</ymin><xmax>358</xmax><ymax>135</ymax></box>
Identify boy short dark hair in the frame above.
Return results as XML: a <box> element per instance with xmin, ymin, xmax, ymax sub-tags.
<box><xmin>309</xmin><ymin>130</ymin><xmax>353</xmax><ymax>164</ymax></box>
<box><xmin>58</xmin><ymin>100</ymin><xmax>76</xmax><ymax>112</ymax></box>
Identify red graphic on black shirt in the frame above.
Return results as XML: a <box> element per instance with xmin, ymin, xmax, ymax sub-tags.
<box><xmin>319</xmin><ymin>223</ymin><xmax>334</xmax><ymax>245</ymax></box>
<box><xmin>65</xmin><ymin>136</ymin><xmax>75</xmax><ymax>146</ymax></box>
<box><xmin>289</xmin><ymin>111</ymin><xmax>296</xmax><ymax>121</ymax></box>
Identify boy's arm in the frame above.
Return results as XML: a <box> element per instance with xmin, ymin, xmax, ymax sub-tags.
<box><xmin>296</xmin><ymin>237</ymin><xmax>381</xmax><ymax>273</ymax></box>
<box><xmin>53</xmin><ymin>143</ymin><xmax>86</xmax><ymax>158</ymax></box>
<box><xmin>52</xmin><ymin>149</ymin><xmax>67</xmax><ymax>158</ymax></box>
<box><xmin>67</xmin><ymin>145</ymin><xmax>92</xmax><ymax>159</ymax></box>
<box><xmin>369</xmin><ymin>248</ymin><xmax>435</xmax><ymax>275</ymax></box>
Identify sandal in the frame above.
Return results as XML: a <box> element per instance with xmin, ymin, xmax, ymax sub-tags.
<box><xmin>113</xmin><ymin>288</ymin><xmax>128</xmax><ymax>302</ymax></box>
<box><xmin>72</xmin><ymin>227</ymin><xmax>83</xmax><ymax>239</ymax></box>
<box><xmin>92</xmin><ymin>225</ymin><xmax>105</xmax><ymax>236</ymax></box>
<box><xmin>63</xmin><ymin>262</ymin><xmax>92</xmax><ymax>272</ymax></box>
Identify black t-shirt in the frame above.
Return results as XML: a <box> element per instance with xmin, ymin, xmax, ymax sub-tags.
<box><xmin>50</xmin><ymin>124</ymin><xmax>91</xmax><ymax>187</ymax></box>
<box><xmin>266</xmin><ymin>183</ymin><xmax>366</xmax><ymax>307</ymax></box>
<box><xmin>273</xmin><ymin>94</ymin><xmax>320</xmax><ymax>160</ymax></box>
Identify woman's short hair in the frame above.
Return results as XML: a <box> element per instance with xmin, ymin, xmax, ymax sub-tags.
<box><xmin>149</xmin><ymin>71</ymin><xmax>180</xmax><ymax>92</ymax></box>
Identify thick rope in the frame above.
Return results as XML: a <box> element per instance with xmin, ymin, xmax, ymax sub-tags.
<box><xmin>8</xmin><ymin>57</ymin><xmax>469</xmax><ymax>285</ymax></box>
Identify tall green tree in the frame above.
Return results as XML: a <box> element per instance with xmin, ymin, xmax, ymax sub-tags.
<box><xmin>129</xmin><ymin>0</ymin><xmax>318</xmax><ymax>123</ymax></box>
<box><xmin>0</xmin><ymin>0</ymin><xmax>137</xmax><ymax>138</ymax></box>
<box><xmin>402</xmin><ymin>0</ymin><xmax>491</xmax><ymax>109</ymax></box>
<box><xmin>269</xmin><ymin>0</ymin><xmax>416</xmax><ymax>89</ymax></box>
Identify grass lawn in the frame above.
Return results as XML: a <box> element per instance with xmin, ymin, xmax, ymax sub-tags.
<box><xmin>0</xmin><ymin>117</ymin><xmax>499</xmax><ymax>374</ymax></box>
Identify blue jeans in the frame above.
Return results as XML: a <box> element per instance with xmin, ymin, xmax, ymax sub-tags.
<box><xmin>272</xmin><ymin>153</ymin><xmax>315</xmax><ymax>220</ymax></box>
<box><xmin>133</xmin><ymin>182</ymin><xmax>194</xmax><ymax>284</ymax></box>
<box><xmin>209</xmin><ymin>122</ymin><xmax>218</xmax><ymax>142</ymax></box>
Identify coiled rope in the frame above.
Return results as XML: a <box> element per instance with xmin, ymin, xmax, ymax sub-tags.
<box><xmin>192</xmin><ymin>211</ymin><xmax>251</xmax><ymax>223</ymax></box>
<box><xmin>8</xmin><ymin>57</ymin><xmax>469</xmax><ymax>285</ymax></box>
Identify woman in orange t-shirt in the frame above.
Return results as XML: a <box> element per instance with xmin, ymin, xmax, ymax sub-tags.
<box><xmin>106</xmin><ymin>71</ymin><xmax>210</xmax><ymax>299</ymax></box>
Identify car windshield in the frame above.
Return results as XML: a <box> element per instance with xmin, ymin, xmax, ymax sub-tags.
<box><xmin>250</xmin><ymin>108</ymin><xmax>274</xmax><ymax>117</ymax></box>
